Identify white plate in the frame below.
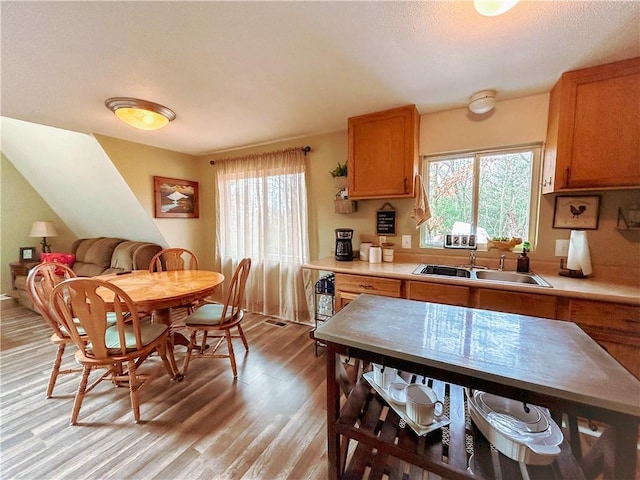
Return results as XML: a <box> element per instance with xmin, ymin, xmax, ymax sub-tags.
<box><xmin>387</xmin><ymin>382</ymin><xmax>407</xmax><ymax>405</ymax></box>
<box><xmin>363</xmin><ymin>372</ymin><xmax>450</xmax><ymax>436</ymax></box>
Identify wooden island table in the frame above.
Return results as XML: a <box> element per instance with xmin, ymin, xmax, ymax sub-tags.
<box><xmin>314</xmin><ymin>294</ymin><xmax>640</xmax><ymax>480</ymax></box>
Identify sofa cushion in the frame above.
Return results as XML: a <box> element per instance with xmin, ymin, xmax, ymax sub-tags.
<box><xmin>103</xmin><ymin>241</ymin><xmax>162</xmax><ymax>274</ymax></box>
<box><xmin>72</xmin><ymin>237</ymin><xmax>125</xmax><ymax>276</ymax></box>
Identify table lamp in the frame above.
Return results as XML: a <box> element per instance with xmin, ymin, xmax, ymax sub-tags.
<box><xmin>29</xmin><ymin>221</ymin><xmax>58</xmax><ymax>253</ymax></box>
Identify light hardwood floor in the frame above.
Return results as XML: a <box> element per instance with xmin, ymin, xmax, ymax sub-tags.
<box><xmin>0</xmin><ymin>299</ymin><xmax>328</xmax><ymax>480</ymax></box>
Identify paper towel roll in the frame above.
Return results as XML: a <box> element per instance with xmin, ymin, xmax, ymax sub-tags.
<box><xmin>566</xmin><ymin>230</ymin><xmax>592</xmax><ymax>276</ymax></box>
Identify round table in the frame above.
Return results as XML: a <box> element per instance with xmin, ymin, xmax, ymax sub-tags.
<box><xmin>96</xmin><ymin>269</ymin><xmax>225</xmax><ymax>346</ymax></box>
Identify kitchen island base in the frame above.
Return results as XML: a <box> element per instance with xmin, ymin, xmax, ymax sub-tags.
<box><xmin>328</xmin><ymin>353</ymin><xmax>587</xmax><ymax>480</ymax></box>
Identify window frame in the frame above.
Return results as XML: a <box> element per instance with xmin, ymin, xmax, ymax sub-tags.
<box><xmin>420</xmin><ymin>143</ymin><xmax>543</xmax><ymax>250</ymax></box>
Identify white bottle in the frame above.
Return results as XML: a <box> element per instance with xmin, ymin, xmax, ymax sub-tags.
<box><xmin>359</xmin><ymin>242</ymin><xmax>372</xmax><ymax>261</ymax></box>
<box><xmin>369</xmin><ymin>246</ymin><xmax>382</xmax><ymax>264</ymax></box>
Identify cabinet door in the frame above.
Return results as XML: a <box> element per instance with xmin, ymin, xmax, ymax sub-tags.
<box><xmin>406</xmin><ymin>281</ymin><xmax>470</xmax><ymax>307</ymax></box>
<box><xmin>476</xmin><ymin>289</ymin><xmax>558</xmax><ymax>319</ymax></box>
<box><xmin>543</xmin><ymin>57</ymin><xmax>640</xmax><ymax>192</ymax></box>
<box><xmin>567</xmin><ymin>299</ymin><xmax>639</xmax><ymax>378</ymax></box>
<box><xmin>348</xmin><ymin>105</ymin><xmax>419</xmax><ymax>199</ymax></box>
<box><xmin>335</xmin><ymin>291</ymin><xmax>358</xmax><ymax>312</ymax></box>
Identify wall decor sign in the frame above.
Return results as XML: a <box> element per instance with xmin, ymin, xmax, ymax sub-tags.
<box><xmin>20</xmin><ymin>246</ymin><xmax>37</xmax><ymax>262</ymax></box>
<box><xmin>376</xmin><ymin>202</ymin><xmax>396</xmax><ymax>235</ymax></box>
<box><xmin>154</xmin><ymin>176</ymin><xmax>200</xmax><ymax>218</ymax></box>
<box><xmin>552</xmin><ymin>195</ymin><xmax>600</xmax><ymax>230</ymax></box>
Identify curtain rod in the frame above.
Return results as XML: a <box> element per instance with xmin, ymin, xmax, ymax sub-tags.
<box><xmin>209</xmin><ymin>145</ymin><xmax>311</xmax><ymax>165</ymax></box>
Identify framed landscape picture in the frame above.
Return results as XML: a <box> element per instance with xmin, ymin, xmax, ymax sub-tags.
<box><xmin>552</xmin><ymin>195</ymin><xmax>600</xmax><ymax>230</ymax></box>
<box><xmin>153</xmin><ymin>176</ymin><xmax>200</xmax><ymax>218</ymax></box>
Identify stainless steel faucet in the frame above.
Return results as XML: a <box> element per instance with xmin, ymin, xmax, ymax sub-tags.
<box><xmin>469</xmin><ymin>251</ymin><xmax>476</xmax><ymax>268</ymax></box>
<box><xmin>499</xmin><ymin>254</ymin><xmax>506</xmax><ymax>271</ymax></box>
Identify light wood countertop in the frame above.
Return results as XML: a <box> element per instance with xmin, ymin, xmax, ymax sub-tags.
<box><xmin>304</xmin><ymin>257</ymin><xmax>640</xmax><ymax>306</ymax></box>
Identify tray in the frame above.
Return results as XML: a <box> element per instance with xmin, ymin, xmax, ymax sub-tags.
<box><xmin>363</xmin><ymin>372</ymin><xmax>450</xmax><ymax>436</ymax></box>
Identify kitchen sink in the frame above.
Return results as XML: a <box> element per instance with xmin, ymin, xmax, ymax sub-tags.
<box><xmin>413</xmin><ymin>264</ymin><xmax>471</xmax><ymax>278</ymax></box>
<box><xmin>413</xmin><ymin>264</ymin><xmax>551</xmax><ymax>287</ymax></box>
<box><xmin>473</xmin><ymin>270</ymin><xmax>551</xmax><ymax>287</ymax></box>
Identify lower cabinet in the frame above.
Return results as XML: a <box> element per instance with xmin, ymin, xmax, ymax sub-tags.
<box><xmin>406</xmin><ymin>280</ymin><xmax>470</xmax><ymax>307</ymax></box>
<box><xmin>475</xmin><ymin>288</ymin><xmax>558</xmax><ymax>319</ymax></box>
<box><xmin>335</xmin><ymin>274</ymin><xmax>402</xmax><ymax>312</ymax></box>
<box><xmin>335</xmin><ymin>272</ymin><xmax>639</xmax><ymax>378</ymax></box>
<box><xmin>560</xmin><ymin>299</ymin><xmax>640</xmax><ymax>378</ymax></box>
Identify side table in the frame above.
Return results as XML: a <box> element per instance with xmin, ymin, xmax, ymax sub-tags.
<box><xmin>9</xmin><ymin>260</ymin><xmax>40</xmax><ymax>306</ymax></box>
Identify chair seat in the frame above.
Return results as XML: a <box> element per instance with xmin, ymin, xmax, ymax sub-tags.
<box><xmin>185</xmin><ymin>303</ymin><xmax>232</xmax><ymax>326</ymax></box>
<box><xmin>97</xmin><ymin>322</ymin><xmax>168</xmax><ymax>355</ymax></box>
<box><xmin>60</xmin><ymin>313</ymin><xmax>118</xmax><ymax>337</ymax></box>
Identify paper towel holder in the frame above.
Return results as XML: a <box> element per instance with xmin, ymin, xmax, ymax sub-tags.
<box><xmin>558</xmin><ymin>229</ymin><xmax>592</xmax><ymax>278</ymax></box>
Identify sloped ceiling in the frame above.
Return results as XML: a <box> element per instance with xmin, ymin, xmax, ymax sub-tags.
<box><xmin>1</xmin><ymin>1</ymin><xmax>639</xmax><ymax>156</ymax></box>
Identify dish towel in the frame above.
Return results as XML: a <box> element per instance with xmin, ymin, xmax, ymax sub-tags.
<box><xmin>410</xmin><ymin>174</ymin><xmax>431</xmax><ymax>228</ymax></box>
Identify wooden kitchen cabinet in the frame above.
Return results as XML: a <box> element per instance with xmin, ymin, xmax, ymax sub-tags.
<box><xmin>406</xmin><ymin>280</ymin><xmax>470</xmax><ymax>307</ymax></box>
<box><xmin>542</xmin><ymin>57</ymin><xmax>640</xmax><ymax>193</ymax></box>
<box><xmin>475</xmin><ymin>288</ymin><xmax>558</xmax><ymax>319</ymax></box>
<box><xmin>347</xmin><ymin>104</ymin><xmax>419</xmax><ymax>199</ymax></box>
<box><xmin>334</xmin><ymin>273</ymin><xmax>403</xmax><ymax>312</ymax></box>
<box><xmin>560</xmin><ymin>298</ymin><xmax>640</xmax><ymax>379</ymax></box>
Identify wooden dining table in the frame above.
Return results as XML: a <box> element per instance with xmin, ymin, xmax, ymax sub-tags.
<box><xmin>95</xmin><ymin>269</ymin><xmax>225</xmax><ymax>355</ymax></box>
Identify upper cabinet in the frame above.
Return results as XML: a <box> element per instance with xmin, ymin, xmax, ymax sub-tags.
<box><xmin>347</xmin><ymin>104</ymin><xmax>420</xmax><ymax>199</ymax></box>
<box><xmin>542</xmin><ymin>57</ymin><xmax>640</xmax><ymax>194</ymax></box>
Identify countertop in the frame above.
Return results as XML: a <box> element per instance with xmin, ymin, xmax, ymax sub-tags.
<box><xmin>315</xmin><ymin>294</ymin><xmax>640</xmax><ymax>417</ymax></box>
<box><xmin>304</xmin><ymin>256</ymin><xmax>640</xmax><ymax>306</ymax></box>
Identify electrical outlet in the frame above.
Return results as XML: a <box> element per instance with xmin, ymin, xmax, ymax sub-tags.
<box><xmin>402</xmin><ymin>235</ymin><xmax>412</xmax><ymax>249</ymax></box>
<box><xmin>379</xmin><ymin>236</ymin><xmax>387</xmax><ymax>244</ymax></box>
<box><xmin>555</xmin><ymin>239</ymin><xmax>569</xmax><ymax>257</ymax></box>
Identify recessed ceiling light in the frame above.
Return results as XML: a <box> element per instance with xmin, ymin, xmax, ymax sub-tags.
<box><xmin>105</xmin><ymin>97</ymin><xmax>176</xmax><ymax>131</ymax></box>
<box><xmin>473</xmin><ymin>0</ymin><xmax>519</xmax><ymax>16</ymax></box>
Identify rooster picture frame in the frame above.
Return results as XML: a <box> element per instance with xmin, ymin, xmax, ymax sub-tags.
<box><xmin>552</xmin><ymin>195</ymin><xmax>600</xmax><ymax>230</ymax></box>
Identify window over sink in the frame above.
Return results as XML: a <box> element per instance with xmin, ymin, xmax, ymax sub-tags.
<box><xmin>421</xmin><ymin>144</ymin><xmax>542</xmax><ymax>249</ymax></box>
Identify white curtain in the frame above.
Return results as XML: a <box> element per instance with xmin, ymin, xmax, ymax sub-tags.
<box><xmin>215</xmin><ymin>147</ymin><xmax>312</xmax><ymax>323</ymax></box>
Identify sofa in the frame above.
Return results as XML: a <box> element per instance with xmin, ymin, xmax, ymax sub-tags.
<box><xmin>12</xmin><ymin>237</ymin><xmax>163</xmax><ymax>311</ymax></box>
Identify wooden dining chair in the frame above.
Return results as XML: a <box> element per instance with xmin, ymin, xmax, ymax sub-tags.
<box><xmin>50</xmin><ymin>277</ymin><xmax>178</xmax><ymax>425</ymax></box>
<box><xmin>182</xmin><ymin>258</ymin><xmax>251</xmax><ymax>378</ymax></box>
<box><xmin>148</xmin><ymin>247</ymin><xmax>199</xmax><ymax>273</ymax></box>
<box><xmin>26</xmin><ymin>262</ymin><xmax>82</xmax><ymax>398</ymax></box>
<box><xmin>149</xmin><ymin>247</ymin><xmax>200</xmax><ymax>315</ymax></box>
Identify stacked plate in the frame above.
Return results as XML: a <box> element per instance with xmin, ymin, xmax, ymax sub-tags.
<box><xmin>467</xmin><ymin>390</ymin><xmax>563</xmax><ymax>465</ymax></box>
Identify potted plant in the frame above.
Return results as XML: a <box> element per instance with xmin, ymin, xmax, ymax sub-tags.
<box><xmin>330</xmin><ymin>162</ymin><xmax>348</xmax><ymax>189</ymax></box>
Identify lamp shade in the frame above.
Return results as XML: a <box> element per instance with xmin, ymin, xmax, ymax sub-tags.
<box><xmin>468</xmin><ymin>90</ymin><xmax>497</xmax><ymax>114</ymax></box>
<box><xmin>105</xmin><ymin>97</ymin><xmax>176</xmax><ymax>131</ymax></box>
<box><xmin>29</xmin><ymin>221</ymin><xmax>58</xmax><ymax>238</ymax></box>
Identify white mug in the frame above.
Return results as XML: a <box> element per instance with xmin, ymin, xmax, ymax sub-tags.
<box><xmin>372</xmin><ymin>363</ymin><xmax>397</xmax><ymax>389</ymax></box>
<box><xmin>405</xmin><ymin>384</ymin><xmax>444</xmax><ymax>425</ymax></box>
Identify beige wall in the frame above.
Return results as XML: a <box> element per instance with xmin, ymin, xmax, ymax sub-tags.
<box><xmin>2</xmin><ymin>93</ymin><xmax>638</xmax><ymax>296</ymax></box>
<box><xmin>94</xmin><ymin>135</ymin><xmax>210</xmax><ymax>265</ymax></box>
<box><xmin>1</xmin><ymin>155</ymin><xmax>77</xmax><ymax>294</ymax></box>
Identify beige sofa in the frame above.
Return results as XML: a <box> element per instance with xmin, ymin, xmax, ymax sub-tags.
<box><xmin>12</xmin><ymin>237</ymin><xmax>163</xmax><ymax>311</ymax></box>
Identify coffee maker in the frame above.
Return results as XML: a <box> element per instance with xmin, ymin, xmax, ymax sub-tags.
<box><xmin>335</xmin><ymin>228</ymin><xmax>354</xmax><ymax>261</ymax></box>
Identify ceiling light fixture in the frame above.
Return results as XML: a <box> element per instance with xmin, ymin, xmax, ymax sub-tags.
<box><xmin>468</xmin><ymin>90</ymin><xmax>497</xmax><ymax>114</ymax></box>
<box><xmin>105</xmin><ymin>97</ymin><xmax>176</xmax><ymax>131</ymax></box>
<box><xmin>473</xmin><ymin>0</ymin><xmax>519</xmax><ymax>16</ymax></box>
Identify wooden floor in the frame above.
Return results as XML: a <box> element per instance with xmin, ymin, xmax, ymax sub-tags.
<box><xmin>0</xmin><ymin>299</ymin><xmax>328</xmax><ymax>480</ymax></box>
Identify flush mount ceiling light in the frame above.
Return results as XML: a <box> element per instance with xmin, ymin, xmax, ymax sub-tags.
<box><xmin>105</xmin><ymin>97</ymin><xmax>176</xmax><ymax>131</ymax></box>
<box><xmin>468</xmin><ymin>90</ymin><xmax>497</xmax><ymax>114</ymax></box>
<box><xmin>473</xmin><ymin>0</ymin><xmax>519</xmax><ymax>16</ymax></box>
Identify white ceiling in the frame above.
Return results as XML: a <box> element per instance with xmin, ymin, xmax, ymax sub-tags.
<box><xmin>2</xmin><ymin>1</ymin><xmax>639</xmax><ymax>156</ymax></box>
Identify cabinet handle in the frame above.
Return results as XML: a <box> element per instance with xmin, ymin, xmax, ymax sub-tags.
<box><xmin>404</xmin><ymin>177</ymin><xmax>408</xmax><ymax>193</ymax></box>
<box><xmin>359</xmin><ymin>284</ymin><xmax>374</xmax><ymax>289</ymax></box>
<box><xmin>564</xmin><ymin>168</ymin><xmax>570</xmax><ymax>187</ymax></box>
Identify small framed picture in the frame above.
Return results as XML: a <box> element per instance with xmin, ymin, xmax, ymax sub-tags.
<box><xmin>20</xmin><ymin>246</ymin><xmax>37</xmax><ymax>262</ymax></box>
<box><xmin>552</xmin><ymin>195</ymin><xmax>601</xmax><ymax>230</ymax></box>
